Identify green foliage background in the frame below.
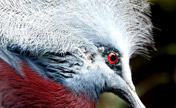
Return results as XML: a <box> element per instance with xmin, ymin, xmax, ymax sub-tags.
<box><xmin>97</xmin><ymin>0</ymin><xmax>176</xmax><ymax>108</ymax></box>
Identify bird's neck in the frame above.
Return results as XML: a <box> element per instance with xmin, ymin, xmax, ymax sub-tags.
<box><xmin>0</xmin><ymin>58</ymin><xmax>96</xmax><ymax>108</ymax></box>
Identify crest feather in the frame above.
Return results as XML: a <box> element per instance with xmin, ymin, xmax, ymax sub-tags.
<box><xmin>0</xmin><ymin>0</ymin><xmax>153</xmax><ymax>57</ymax></box>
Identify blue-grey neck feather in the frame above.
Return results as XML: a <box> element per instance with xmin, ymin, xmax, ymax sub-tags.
<box><xmin>2</xmin><ymin>46</ymin><xmax>102</xmax><ymax>100</ymax></box>
<box><xmin>0</xmin><ymin>48</ymin><xmax>23</xmax><ymax>76</ymax></box>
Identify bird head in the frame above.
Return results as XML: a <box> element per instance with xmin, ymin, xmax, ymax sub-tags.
<box><xmin>0</xmin><ymin>0</ymin><xmax>154</xmax><ymax>108</ymax></box>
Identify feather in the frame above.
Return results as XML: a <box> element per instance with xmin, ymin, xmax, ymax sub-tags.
<box><xmin>0</xmin><ymin>0</ymin><xmax>154</xmax><ymax>58</ymax></box>
<box><xmin>0</xmin><ymin>58</ymin><xmax>96</xmax><ymax>108</ymax></box>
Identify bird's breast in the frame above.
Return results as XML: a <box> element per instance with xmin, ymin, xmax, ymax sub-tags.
<box><xmin>0</xmin><ymin>58</ymin><xmax>96</xmax><ymax>108</ymax></box>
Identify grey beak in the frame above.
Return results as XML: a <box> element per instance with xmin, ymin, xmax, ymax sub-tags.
<box><xmin>127</xmin><ymin>87</ymin><xmax>145</xmax><ymax>108</ymax></box>
<box><xmin>113</xmin><ymin>85</ymin><xmax>146</xmax><ymax>108</ymax></box>
<box><xmin>107</xmin><ymin>74</ymin><xmax>145</xmax><ymax>108</ymax></box>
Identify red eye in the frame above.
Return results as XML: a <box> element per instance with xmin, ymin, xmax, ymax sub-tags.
<box><xmin>108</xmin><ymin>52</ymin><xmax>118</xmax><ymax>64</ymax></box>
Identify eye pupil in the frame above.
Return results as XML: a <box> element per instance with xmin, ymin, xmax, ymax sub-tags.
<box><xmin>110</xmin><ymin>55</ymin><xmax>116</xmax><ymax>61</ymax></box>
<box><xmin>108</xmin><ymin>52</ymin><xmax>118</xmax><ymax>64</ymax></box>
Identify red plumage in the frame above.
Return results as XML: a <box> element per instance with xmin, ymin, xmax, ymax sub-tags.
<box><xmin>0</xmin><ymin>59</ymin><xmax>96</xmax><ymax>108</ymax></box>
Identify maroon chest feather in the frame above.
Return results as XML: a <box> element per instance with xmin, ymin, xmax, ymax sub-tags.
<box><xmin>0</xmin><ymin>59</ymin><xmax>96</xmax><ymax>108</ymax></box>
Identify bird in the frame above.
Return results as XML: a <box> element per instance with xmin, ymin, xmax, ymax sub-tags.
<box><xmin>0</xmin><ymin>0</ymin><xmax>154</xmax><ymax>108</ymax></box>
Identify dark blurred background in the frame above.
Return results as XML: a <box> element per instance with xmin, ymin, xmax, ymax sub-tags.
<box><xmin>97</xmin><ymin>0</ymin><xmax>176</xmax><ymax>108</ymax></box>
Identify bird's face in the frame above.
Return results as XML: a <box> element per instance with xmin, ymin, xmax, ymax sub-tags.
<box><xmin>36</xmin><ymin>39</ymin><xmax>145</xmax><ymax>108</ymax></box>
<box><xmin>71</xmin><ymin>47</ymin><xmax>144</xmax><ymax>108</ymax></box>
